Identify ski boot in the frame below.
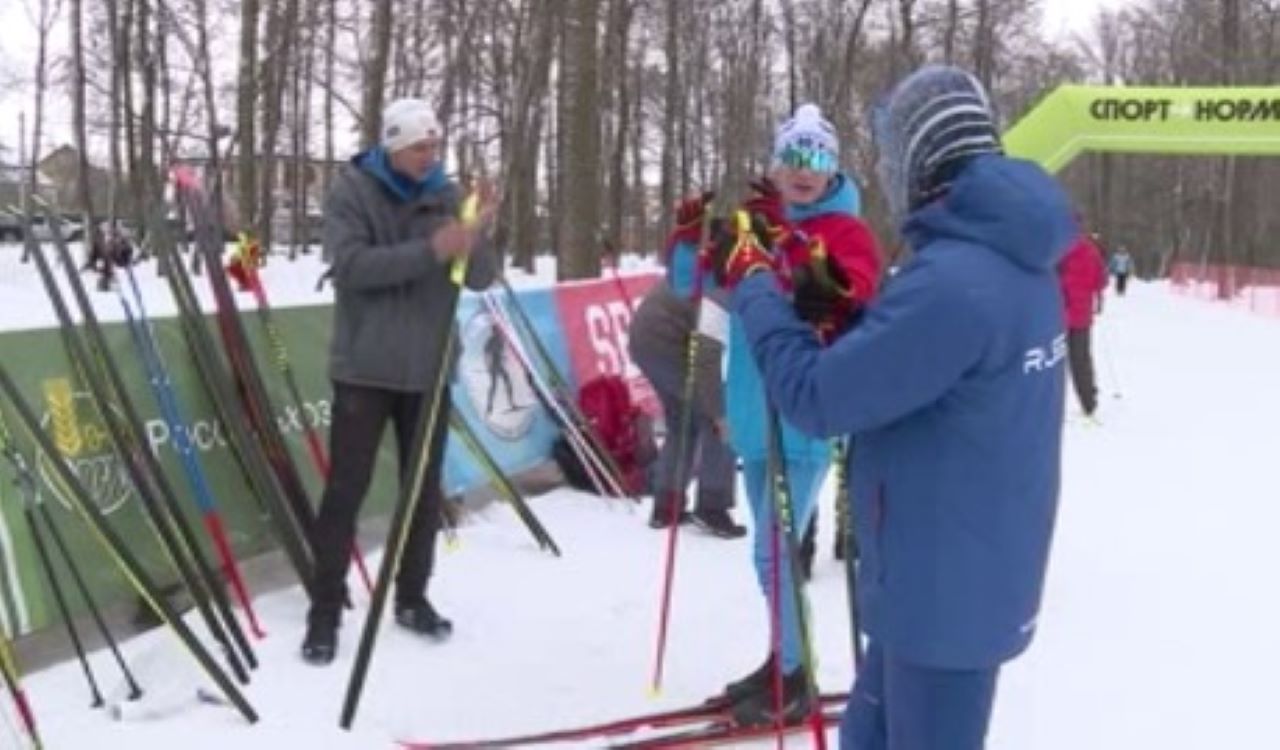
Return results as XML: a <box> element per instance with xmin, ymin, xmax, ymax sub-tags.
<box><xmin>395</xmin><ymin>599</ymin><xmax>453</xmax><ymax>641</ymax></box>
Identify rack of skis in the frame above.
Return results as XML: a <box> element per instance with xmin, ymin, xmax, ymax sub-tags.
<box><xmin>0</xmin><ymin>169</ymin><xmax>643</xmax><ymax>738</ymax></box>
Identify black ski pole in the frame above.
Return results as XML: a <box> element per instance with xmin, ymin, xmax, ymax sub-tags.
<box><xmin>23</xmin><ymin>209</ymin><xmax>254</xmax><ymax>683</ymax></box>
<box><xmin>832</xmin><ymin>439</ymin><xmax>863</xmax><ymax>667</ymax></box>
<box><xmin>1</xmin><ymin>411</ymin><xmax>144</xmax><ymax>700</ymax></box>
<box><xmin>0</xmin><ymin>366</ymin><xmax>257</xmax><ymax>723</ymax></box>
<box><xmin>6</xmin><ymin>467</ymin><xmax>104</xmax><ymax>707</ymax></box>
<box><xmin>447</xmin><ymin>410</ymin><xmax>560</xmax><ymax>556</ymax></box>
<box><xmin>764</xmin><ymin>406</ymin><xmax>828</xmax><ymax>748</ymax></box>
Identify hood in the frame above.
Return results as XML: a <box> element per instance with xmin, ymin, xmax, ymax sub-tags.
<box><xmin>903</xmin><ymin>155</ymin><xmax>1076</xmax><ymax>272</ymax></box>
<box><xmin>786</xmin><ymin>172</ymin><xmax>861</xmax><ymax>222</ymax></box>
<box><xmin>353</xmin><ymin>146</ymin><xmax>449</xmax><ymax>203</ymax></box>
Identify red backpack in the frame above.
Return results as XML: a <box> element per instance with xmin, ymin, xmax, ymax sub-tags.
<box><xmin>557</xmin><ymin>374</ymin><xmax>654</xmax><ymax>496</ymax></box>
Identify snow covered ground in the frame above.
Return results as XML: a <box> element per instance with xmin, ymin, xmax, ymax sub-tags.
<box><xmin>4</xmin><ymin>255</ymin><xmax>1280</xmax><ymax>748</ymax></box>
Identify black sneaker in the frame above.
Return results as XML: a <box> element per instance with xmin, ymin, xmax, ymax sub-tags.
<box><xmin>395</xmin><ymin>600</ymin><xmax>453</xmax><ymax>640</ymax></box>
<box><xmin>721</xmin><ymin>654</ymin><xmax>775</xmax><ymax>703</ymax></box>
<box><xmin>690</xmin><ymin>508</ymin><xmax>747</xmax><ymax>539</ymax></box>
<box><xmin>301</xmin><ymin>610</ymin><xmax>340</xmax><ymax>666</ymax></box>
<box><xmin>729</xmin><ymin>667</ymin><xmax>813</xmax><ymax>728</ymax></box>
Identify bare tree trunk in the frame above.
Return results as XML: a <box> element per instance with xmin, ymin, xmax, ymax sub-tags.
<box><xmin>629</xmin><ymin>35</ymin><xmax>646</xmax><ymax>255</ymax></box>
<box><xmin>361</xmin><ymin>0</ymin><xmax>394</xmax><ymax>146</ymax></box>
<box><xmin>323</xmin><ymin>0</ymin><xmax>337</xmax><ymax>194</ymax></box>
<box><xmin>549</xmin><ymin>9</ymin><xmax>568</xmax><ymax>264</ymax></box>
<box><xmin>973</xmin><ymin>0</ymin><xmax>994</xmax><ymax>89</ymax></box>
<box><xmin>943</xmin><ymin>0</ymin><xmax>960</xmax><ymax>64</ymax></box>
<box><xmin>604</xmin><ymin>0</ymin><xmax>635</xmax><ymax>253</ymax></box>
<box><xmin>658</xmin><ymin>0</ymin><xmax>680</xmax><ymax>241</ymax></box>
<box><xmin>1214</xmin><ymin>0</ymin><xmax>1240</xmax><ymax>295</ymax></box>
<box><xmin>137</xmin><ymin>0</ymin><xmax>165</xmax><ymax>258</ymax></box>
<box><xmin>70</xmin><ymin>0</ymin><xmax>95</xmax><ymax>259</ymax></box>
<box><xmin>257</xmin><ymin>0</ymin><xmax>300</xmax><ymax>251</ymax></box>
<box><xmin>505</xmin><ymin>0</ymin><xmax>556</xmax><ymax>272</ymax></box>
<box><xmin>26</xmin><ymin>0</ymin><xmax>61</xmax><ymax>209</ymax></box>
<box><xmin>106</xmin><ymin>0</ymin><xmax>123</xmax><ymax>225</ymax></box>
<box><xmin>189</xmin><ymin>0</ymin><xmax>226</xmax><ymax>214</ymax></box>
<box><xmin>236</xmin><ymin>0</ymin><xmax>261</xmax><ymax>233</ymax></box>
<box><xmin>560</xmin><ymin>0</ymin><xmax>602</xmax><ymax>280</ymax></box>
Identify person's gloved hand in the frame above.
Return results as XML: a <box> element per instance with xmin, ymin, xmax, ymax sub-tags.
<box><xmin>792</xmin><ymin>237</ymin><xmax>860</xmax><ymax>340</ymax></box>
<box><xmin>741</xmin><ymin>177</ymin><xmax>790</xmax><ymax>244</ymax></box>
<box><xmin>705</xmin><ymin>211</ymin><xmax>778</xmax><ymax>290</ymax></box>
<box><xmin>670</xmin><ymin>191</ymin><xmax>715</xmax><ymax>247</ymax></box>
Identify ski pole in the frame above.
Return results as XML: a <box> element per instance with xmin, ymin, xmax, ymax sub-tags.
<box><xmin>117</xmin><ymin>267</ymin><xmax>267</xmax><ymax>639</ymax></box>
<box><xmin>0</xmin><ymin>366</ymin><xmax>257</xmax><ymax>723</ymax></box>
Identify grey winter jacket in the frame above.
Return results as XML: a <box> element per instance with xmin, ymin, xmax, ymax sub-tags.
<box><xmin>324</xmin><ymin>164</ymin><xmax>498</xmax><ymax>392</ymax></box>
<box><xmin>627</xmin><ymin>280</ymin><xmax>726</xmax><ymax>421</ymax></box>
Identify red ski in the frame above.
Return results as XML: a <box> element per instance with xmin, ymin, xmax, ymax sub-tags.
<box><xmin>607</xmin><ymin>708</ymin><xmax>844</xmax><ymax>749</ymax></box>
<box><xmin>399</xmin><ymin>693</ymin><xmax>847</xmax><ymax>749</ymax></box>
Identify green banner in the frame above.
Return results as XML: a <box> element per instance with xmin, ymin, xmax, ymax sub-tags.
<box><xmin>1003</xmin><ymin>85</ymin><xmax>1280</xmax><ymax>172</ymax></box>
<box><xmin>0</xmin><ymin>304</ymin><xmax>405</xmax><ymax>635</ymax></box>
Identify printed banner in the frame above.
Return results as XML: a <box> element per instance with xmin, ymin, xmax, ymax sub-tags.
<box><xmin>552</xmin><ymin>273</ymin><xmax>661</xmax><ymax>416</ymax></box>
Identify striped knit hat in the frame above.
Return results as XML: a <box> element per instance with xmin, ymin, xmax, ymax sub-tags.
<box><xmin>872</xmin><ymin>65</ymin><xmax>1002</xmax><ymax>221</ymax></box>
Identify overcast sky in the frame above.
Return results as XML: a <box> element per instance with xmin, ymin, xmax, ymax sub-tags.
<box><xmin>0</xmin><ymin>0</ymin><xmax>1128</xmax><ymax>166</ymax></box>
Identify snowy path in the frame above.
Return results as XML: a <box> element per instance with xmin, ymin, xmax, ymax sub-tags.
<box><xmin>7</xmin><ymin>280</ymin><xmax>1280</xmax><ymax>749</ymax></box>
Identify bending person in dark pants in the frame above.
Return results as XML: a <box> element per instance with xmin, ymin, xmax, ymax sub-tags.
<box><xmin>629</xmin><ymin>239</ymin><xmax>745</xmax><ymax>539</ymax></box>
<box><xmin>302</xmin><ymin>97</ymin><xmax>498</xmax><ymax>665</ymax></box>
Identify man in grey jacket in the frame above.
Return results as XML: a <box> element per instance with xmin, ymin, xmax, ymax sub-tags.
<box><xmin>303</xmin><ymin>98</ymin><xmax>498</xmax><ymax>665</ymax></box>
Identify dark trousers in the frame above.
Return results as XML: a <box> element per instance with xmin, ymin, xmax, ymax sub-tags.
<box><xmin>1115</xmin><ymin>272</ymin><xmax>1129</xmax><ymax>295</ymax></box>
<box><xmin>309</xmin><ymin>381</ymin><xmax>451</xmax><ymax>619</ymax></box>
<box><xmin>643</xmin><ymin>351</ymin><xmax>735</xmax><ymax>512</ymax></box>
<box><xmin>841</xmin><ymin>641</ymin><xmax>1000</xmax><ymax>750</ymax></box>
<box><xmin>1066</xmin><ymin>327</ymin><xmax>1098</xmax><ymax>415</ymax></box>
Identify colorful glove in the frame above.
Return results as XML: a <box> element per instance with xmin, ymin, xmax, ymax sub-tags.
<box><xmin>227</xmin><ymin>234</ymin><xmax>264</xmax><ymax>293</ymax></box>
<box><xmin>792</xmin><ymin>238</ymin><xmax>860</xmax><ymax>340</ymax></box>
<box><xmin>707</xmin><ymin>211</ymin><xmax>778</xmax><ymax>290</ymax></box>
<box><xmin>741</xmin><ymin>177</ymin><xmax>789</xmax><ymax>244</ymax></box>
<box><xmin>669</xmin><ymin>191</ymin><xmax>715</xmax><ymax>247</ymax></box>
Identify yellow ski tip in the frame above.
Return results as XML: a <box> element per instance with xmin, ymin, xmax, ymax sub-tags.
<box><xmin>647</xmin><ymin>685</ymin><xmax>663</xmax><ymax>700</ymax></box>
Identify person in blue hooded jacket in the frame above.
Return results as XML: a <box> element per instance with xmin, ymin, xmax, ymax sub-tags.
<box><xmin>718</xmin><ymin>67</ymin><xmax>1076</xmax><ymax>749</ymax></box>
<box><xmin>713</xmin><ymin>104</ymin><xmax>882</xmax><ymax>729</ymax></box>
<box><xmin>303</xmin><ymin>98</ymin><xmax>498</xmax><ymax>665</ymax></box>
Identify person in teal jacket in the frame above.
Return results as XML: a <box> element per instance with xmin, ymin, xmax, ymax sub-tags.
<box><xmin>716</xmin><ymin>104</ymin><xmax>882</xmax><ymax>727</ymax></box>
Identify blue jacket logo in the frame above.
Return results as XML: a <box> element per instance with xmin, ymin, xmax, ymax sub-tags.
<box><xmin>1023</xmin><ymin>333</ymin><xmax>1066</xmax><ymax>374</ymax></box>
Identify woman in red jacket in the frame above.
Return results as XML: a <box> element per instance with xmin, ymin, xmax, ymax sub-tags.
<box><xmin>1058</xmin><ymin>233</ymin><xmax>1108</xmax><ymax>416</ymax></box>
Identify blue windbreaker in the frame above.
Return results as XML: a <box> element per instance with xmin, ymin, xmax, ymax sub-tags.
<box><xmin>734</xmin><ymin>155</ymin><xmax>1076</xmax><ymax>668</ymax></box>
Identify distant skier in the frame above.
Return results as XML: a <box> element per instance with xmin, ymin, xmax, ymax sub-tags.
<box><xmin>1111</xmin><ymin>247</ymin><xmax>1134</xmax><ymax>295</ymax></box>
<box><xmin>1059</xmin><ymin>233</ymin><xmax>1108</xmax><ymax>416</ymax></box>
<box><xmin>302</xmin><ymin>98</ymin><xmax>499</xmax><ymax>665</ymax></box>
<box><xmin>724</xmin><ymin>66</ymin><xmax>1076</xmax><ymax>750</ymax></box>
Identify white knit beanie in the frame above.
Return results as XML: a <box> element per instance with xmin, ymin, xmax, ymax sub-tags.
<box><xmin>381</xmin><ymin>98</ymin><xmax>440</xmax><ymax>152</ymax></box>
<box><xmin>772</xmin><ymin>104</ymin><xmax>839</xmax><ymax>173</ymax></box>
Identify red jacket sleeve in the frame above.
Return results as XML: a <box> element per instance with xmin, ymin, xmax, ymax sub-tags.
<box><xmin>800</xmin><ymin>214</ymin><xmax>883</xmax><ymax>305</ymax></box>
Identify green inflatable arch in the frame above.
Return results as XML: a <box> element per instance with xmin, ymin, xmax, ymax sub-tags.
<box><xmin>1002</xmin><ymin>85</ymin><xmax>1280</xmax><ymax>172</ymax></box>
